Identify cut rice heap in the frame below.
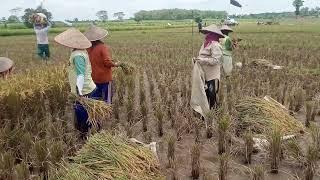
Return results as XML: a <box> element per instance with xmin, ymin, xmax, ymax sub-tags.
<box><xmin>53</xmin><ymin>132</ymin><xmax>163</xmax><ymax>180</ymax></box>
<box><xmin>235</xmin><ymin>96</ymin><xmax>305</xmax><ymax>135</ymax></box>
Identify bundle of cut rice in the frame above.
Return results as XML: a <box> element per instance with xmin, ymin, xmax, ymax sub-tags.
<box><xmin>53</xmin><ymin>132</ymin><xmax>163</xmax><ymax>180</ymax></box>
<box><xmin>119</xmin><ymin>62</ymin><xmax>135</xmax><ymax>75</ymax></box>
<box><xmin>249</xmin><ymin>59</ymin><xmax>273</xmax><ymax>68</ymax></box>
<box><xmin>235</xmin><ymin>96</ymin><xmax>305</xmax><ymax>135</ymax></box>
<box><xmin>75</xmin><ymin>97</ymin><xmax>112</xmax><ymax>128</ymax></box>
<box><xmin>29</xmin><ymin>13</ymin><xmax>48</xmax><ymax>25</ymax></box>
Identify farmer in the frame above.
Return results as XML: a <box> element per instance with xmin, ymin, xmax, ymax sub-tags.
<box><xmin>33</xmin><ymin>13</ymin><xmax>51</xmax><ymax>60</ymax></box>
<box><xmin>193</xmin><ymin>24</ymin><xmax>224</xmax><ymax>110</ymax></box>
<box><xmin>220</xmin><ymin>25</ymin><xmax>234</xmax><ymax>77</ymax></box>
<box><xmin>84</xmin><ymin>25</ymin><xmax>120</xmax><ymax>104</ymax></box>
<box><xmin>0</xmin><ymin>57</ymin><xmax>14</xmax><ymax>80</ymax></box>
<box><xmin>54</xmin><ymin>28</ymin><xmax>96</xmax><ymax>139</ymax></box>
<box><xmin>198</xmin><ymin>21</ymin><xmax>203</xmax><ymax>33</ymax></box>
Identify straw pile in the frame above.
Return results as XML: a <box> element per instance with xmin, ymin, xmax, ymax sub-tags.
<box><xmin>53</xmin><ymin>132</ymin><xmax>163</xmax><ymax>180</ymax></box>
<box><xmin>235</xmin><ymin>97</ymin><xmax>305</xmax><ymax>135</ymax></box>
<box><xmin>249</xmin><ymin>59</ymin><xmax>273</xmax><ymax>68</ymax></box>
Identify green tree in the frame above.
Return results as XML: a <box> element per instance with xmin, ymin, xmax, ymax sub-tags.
<box><xmin>22</xmin><ymin>6</ymin><xmax>52</xmax><ymax>28</ymax></box>
<box><xmin>300</xmin><ymin>7</ymin><xmax>309</xmax><ymax>16</ymax></box>
<box><xmin>7</xmin><ymin>15</ymin><xmax>20</xmax><ymax>23</ymax></box>
<box><xmin>194</xmin><ymin>17</ymin><xmax>202</xmax><ymax>23</ymax></box>
<box><xmin>293</xmin><ymin>0</ymin><xmax>304</xmax><ymax>16</ymax></box>
<box><xmin>96</xmin><ymin>10</ymin><xmax>108</xmax><ymax>22</ymax></box>
<box><xmin>114</xmin><ymin>12</ymin><xmax>125</xmax><ymax>21</ymax></box>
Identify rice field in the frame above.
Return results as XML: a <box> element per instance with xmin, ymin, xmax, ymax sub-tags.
<box><xmin>0</xmin><ymin>20</ymin><xmax>320</xmax><ymax>180</ymax></box>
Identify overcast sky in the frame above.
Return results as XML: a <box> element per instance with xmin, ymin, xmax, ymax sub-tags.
<box><xmin>1</xmin><ymin>0</ymin><xmax>319</xmax><ymax>20</ymax></box>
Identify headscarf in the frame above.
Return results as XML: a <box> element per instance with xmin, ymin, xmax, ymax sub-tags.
<box><xmin>204</xmin><ymin>33</ymin><xmax>221</xmax><ymax>48</ymax></box>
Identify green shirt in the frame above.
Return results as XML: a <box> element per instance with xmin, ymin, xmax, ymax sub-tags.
<box><xmin>74</xmin><ymin>55</ymin><xmax>86</xmax><ymax>76</ymax></box>
<box><xmin>68</xmin><ymin>50</ymin><xmax>96</xmax><ymax>95</ymax></box>
<box><xmin>221</xmin><ymin>36</ymin><xmax>233</xmax><ymax>56</ymax></box>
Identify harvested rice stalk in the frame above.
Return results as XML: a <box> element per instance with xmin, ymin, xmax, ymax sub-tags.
<box><xmin>75</xmin><ymin>97</ymin><xmax>112</xmax><ymax>129</ymax></box>
<box><xmin>252</xmin><ymin>165</ymin><xmax>265</xmax><ymax>180</ymax></box>
<box><xmin>53</xmin><ymin>132</ymin><xmax>162</xmax><ymax>180</ymax></box>
<box><xmin>269</xmin><ymin>128</ymin><xmax>282</xmax><ymax>174</ymax></box>
<box><xmin>244</xmin><ymin>130</ymin><xmax>254</xmax><ymax>164</ymax></box>
<box><xmin>311</xmin><ymin>101</ymin><xmax>318</xmax><ymax>122</ymax></box>
<box><xmin>218</xmin><ymin>114</ymin><xmax>231</xmax><ymax>155</ymax></box>
<box><xmin>235</xmin><ymin>97</ymin><xmax>305</xmax><ymax>135</ymax></box>
<box><xmin>120</xmin><ymin>62</ymin><xmax>135</xmax><ymax>75</ymax></box>
<box><xmin>219</xmin><ymin>153</ymin><xmax>229</xmax><ymax>180</ymax></box>
<box><xmin>14</xmin><ymin>161</ymin><xmax>30</xmax><ymax>180</ymax></box>
<box><xmin>306</xmin><ymin>101</ymin><xmax>313</xmax><ymax>127</ymax></box>
<box><xmin>167</xmin><ymin>135</ymin><xmax>176</xmax><ymax>168</ymax></box>
<box><xmin>305</xmin><ymin>145</ymin><xmax>318</xmax><ymax>180</ymax></box>
<box><xmin>206</xmin><ymin>111</ymin><xmax>214</xmax><ymax>139</ymax></box>
<box><xmin>249</xmin><ymin>59</ymin><xmax>273</xmax><ymax>68</ymax></box>
<box><xmin>191</xmin><ymin>143</ymin><xmax>201</xmax><ymax>179</ymax></box>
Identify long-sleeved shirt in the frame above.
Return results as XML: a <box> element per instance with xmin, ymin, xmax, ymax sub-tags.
<box><xmin>221</xmin><ymin>36</ymin><xmax>233</xmax><ymax>56</ymax></box>
<box><xmin>68</xmin><ymin>50</ymin><xmax>96</xmax><ymax>95</ymax></box>
<box><xmin>196</xmin><ymin>41</ymin><xmax>223</xmax><ymax>81</ymax></box>
<box><xmin>34</xmin><ymin>23</ymin><xmax>51</xmax><ymax>44</ymax></box>
<box><xmin>87</xmin><ymin>43</ymin><xmax>116</xmax><ymax>83</ymax></box>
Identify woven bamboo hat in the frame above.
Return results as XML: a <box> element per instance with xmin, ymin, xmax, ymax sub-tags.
<box><xmin>54</xmin><ymin>28</ymin><xmax>92</xmax><ymax>49</ymax></box>
<box><xmin>220</xmin><ymin>25</ymin><xmax>233</xmax><ymax>32</ymax></box>
<box><xmin>200</xmin><ymin>24</ymin><xmax>225</xmax><ymax>38</ymax></box>
<box><xmin>0</xmin><ymin>57</ymin><xmax>14</xmax><ymax>73</ymax></box>
<box><xmin>84</xmin><ymin>25</ymin><xmax>109</xmax><ymax>41</ymax></box>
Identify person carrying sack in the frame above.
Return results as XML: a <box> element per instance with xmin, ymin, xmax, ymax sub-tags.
<box><xmin>191</xmin><ymin>24</ymin><xmax>224</xmax><ymax>118</ymax></box>
<box><xmin>33</xmin><ymin>13</ymin><xmax>51</xmax><ymax>60</ymax></box>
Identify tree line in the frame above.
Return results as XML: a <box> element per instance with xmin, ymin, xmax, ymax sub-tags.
<box><xmin>133</xmin><ymin>9</ymin><xmax>227</xmax><ymax>22</ymax></box>
<box><xmin>232</xmin><ymin>7</ymin><xmax>319</xmax><ymax>19</ymax></box>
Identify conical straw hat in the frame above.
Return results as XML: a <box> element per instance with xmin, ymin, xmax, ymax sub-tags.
<box><xmin>54</xmin><ymin>28</ymin><xmax>92</xmax><ymax>49</ymax></box>
<box><xmin>220</xmin><ymin>25</ymin><xmax>233</xmax><ymax>32</ymax></box>
<box><xmin>0</xmin><ymin>57</ymin><xmax>14</xmax><ymax>73</ymax></box>
<box><xmin>84</xmin><ymin>25</ymin><xmax>109</xmax><ymax>41</ymax></box>
<box><xmin>200</xmin><ymin>24</ymin><xmax>225</xmax><ymax>38</ymax></box>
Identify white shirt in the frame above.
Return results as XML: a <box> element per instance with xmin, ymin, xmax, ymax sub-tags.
<box><xmin>196</xmin><ymin>41</ymin><xmax>223</xmax><ymax>81</ymax></box>
<box><xmin>34</xmin><ymin>24</ymin><xmax>50</xmax><ymax>44</ymax></box>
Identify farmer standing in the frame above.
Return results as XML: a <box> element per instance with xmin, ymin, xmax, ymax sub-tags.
<box><xmin>192</xmin><ymin>24</ymin><xmax>224</xmax><ymax>110</ymax></box>
<box><xmin>33</xmin><ymin>13</ymin><xmax>51</xmax><ymax>60</ymax></box>
<box><xmin>54</xmin><ymin>28</ymin><xmax>97</xmax><ymax>139</ymax></box>
<box><xmin>84</xmin><ymin>25</ymin><xmax>120</xmax><ymax>104</ymax></box>
<box><xmin>220</xmin><ymin>25</ymin><xmax>234</xmax><ymax>77</ymax></box>
<box><xmin>0</xmin><ymin>57</ymin><xmax>14</xmax><ymax>80</ymax></box>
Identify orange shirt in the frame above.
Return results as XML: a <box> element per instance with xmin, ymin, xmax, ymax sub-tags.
<box><xmin>87</xmin><ymin>43</ymin><xmax>115</xmax><ymax>83</ymax></box>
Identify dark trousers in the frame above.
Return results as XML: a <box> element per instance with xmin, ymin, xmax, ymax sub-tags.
<box><xmin>37</xmin><ymin>44</ymin><xmax>50</xmax><ymax>59</ymax></box>
<box><xmin>91</xmin><ymin>82</ymin><xmax>112</xmax><ymax>104</ymax></box>
<box><xmin>74</xmin><ymin>89</ymin><xmax>98</xmax><ymax>137</ymax></box>
<box><xmin>205</xmin><ymin>79</ymin><xmax>219</xmax><ymax>109</ymax></box>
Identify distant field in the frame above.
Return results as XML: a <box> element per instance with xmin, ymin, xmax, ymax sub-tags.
<box><xmin>1</xmin><ymin>18</ymin><xmax>319</xmax><ymax>36</ymax></box>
